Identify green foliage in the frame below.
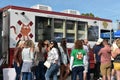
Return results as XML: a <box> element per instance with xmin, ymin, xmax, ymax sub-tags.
<box><xmin>81</xmin><ymin>13</ymin><xmax>95</xmax><ymax>17</ymax></box>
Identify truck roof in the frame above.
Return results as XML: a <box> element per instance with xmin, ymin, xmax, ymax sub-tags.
<box><xmin>1</xmin><ymin>5</ymin><xmax>112</xmax><ymax>22</ymax></box>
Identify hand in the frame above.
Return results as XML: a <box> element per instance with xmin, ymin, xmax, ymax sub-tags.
<box><xmin>70</xmin><ymin>66</ymin><xmax>72</xmax><ymax>71</ymax></box>
<box><xmin>66</xmin><ymin>68</ymin><xmax>70</xmax><ymax>73</ymax></box>
<box><xmin>17</xmin><ymin>63</ymin><xmax>20</xmax><ymax>67</ymax></box>
<box><xmin>94</xmin><ymin>59</ymin><xmax>96</xmax><ymax>64</ymax></box>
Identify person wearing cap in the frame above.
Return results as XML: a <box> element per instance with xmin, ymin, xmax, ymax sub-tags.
<box><xmin>93</xmin><ymin>38</ymin><xmax>103</xmax><ymax>80</ymax></box>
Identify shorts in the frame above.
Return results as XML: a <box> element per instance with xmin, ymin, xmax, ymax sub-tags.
<box><xmin>84</xmin><ymin>64</ymin><xmax>88</xmax><ymax>73</ymax></box>
<box><xmin>114</xmin><ymin>62</ymin><xmax>120</xmax><ymax>70</ymax></box>
<box><xmin>100</xmin><ymin>62</ymin><xmax>111</xmax><ymax>76</ymax></box>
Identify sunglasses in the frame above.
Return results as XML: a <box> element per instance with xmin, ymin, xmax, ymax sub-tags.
<box><xmin>50</xmin><ymin>42</ymin><xmax>54</xmax><ymax>44</ymax></box>
<box><xmin>44</xmin><ymin>44</ymin><xmax>48</xmax><ymax>45</ymax></box>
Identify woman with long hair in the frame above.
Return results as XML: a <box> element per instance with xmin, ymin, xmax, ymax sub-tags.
<box><xmin>112</xmin><ymin>39</ymin><xmax>120</xmax><ymax>80</ymax></box>
<box><xmin>45</xmin><ymin>40</ymin><xmax>60</xmax><ymax>80</ymax></box>
<box><xmin>21</xmin><ymin>40</ymin><xmax>35</xmax><ymax>80</ymax></box>
<box><xmin>34</xmin><ymin>40</ymin><xmax>46</xmax><ymax>80</ymax></box>
<box><xmin>44</xmin><ymin>40</ymin><xmax>50</xmax><ymax>60</ymax></box>
<box><xmin>59</xmin><ymin>38</ymin><xmax>70</xmax><ymax>80</ymax></box>
<box><xmin>70</xmin><ymin>40</ymin><xmax>86</xmax><ymax>80</ymax></box>
<box><xmin>13</xmin><ymin>40</ymin><xmax>25</xmax><ymax>80</ymax></box>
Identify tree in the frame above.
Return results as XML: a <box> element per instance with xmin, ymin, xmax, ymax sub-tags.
<box><xmin>81</xmin><ymin>13</ymin><xmax>95</xmax><ymax>17</ymax></box>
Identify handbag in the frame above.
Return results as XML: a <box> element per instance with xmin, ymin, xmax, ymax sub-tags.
<box><xmin>44</xmin><ymin>61</ymin><xmax>51</xmax><ymax>68</ymax></box>
<box><xmin>31</xmin><ymin>65</ymin><xmax>36</xmax><ymax>72</ymax></box>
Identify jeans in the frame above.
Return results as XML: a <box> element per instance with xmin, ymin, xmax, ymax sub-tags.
<box><xmin>13</xmin><ymin>62</ymin><xmax>22</xmax><ymax>80</ymax></box>
<box><xmin>87</xmin><ymin>64</ymin><xmax>90</xmax><ymax>80</ymax></box>
<box><xmin>71</xmin><ymin>66</ymin><xmax>84</xmax><ymax>80</ymax></box>
<box><xmin>22</xmin><ymin>72</ymin><xmax>32</xmax><ymax>80</ymax></box>
<box><xmin>35</xmin><ymin>61</ymin><xmax>45</xmax><ymax>80</ymax></box>
<box><xmin>94</xmin><ymin>62</ymin><xmax>101</xmax><ymax>79</ymax></box>
<box><xmin>45</xmin><ymin>63</ymin><xmax>59</xmax><ymax>80</ymax></box>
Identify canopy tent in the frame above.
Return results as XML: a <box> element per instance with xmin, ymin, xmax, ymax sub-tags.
<box><xmin>114</xmin><ymin>30</ymin><xmax>120</xmax><ymax>38</ymax></box>
<box><xmin>100</xmin><ymin>32</ymin><xmax>110</xmax><ymax>39</ymax></box>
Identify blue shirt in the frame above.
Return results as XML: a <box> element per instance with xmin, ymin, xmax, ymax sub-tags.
<box><xmin>93</xmin><ymin>45</ymin><xmax>103</xmax><ymax>62</ymax></box>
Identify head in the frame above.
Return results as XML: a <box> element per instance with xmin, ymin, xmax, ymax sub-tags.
<box><xmin>37</xmin><ymin>40</ymin><xmax>44</xmax><ymax>52</ymax></box>
<box><xmin>81</xmin><ymin>39</ymin><xmax>85</xmax><ymax>45</ymax></box>
<box><xmin>24</xmin><ymin>40</ymin><xmax>34</xmax><ymax>48</ymax></box>
<box><xmin>50</xmin><ymin>40</ymin><xmax>58</xmax><ymax>48</ymax></box>
<box><xmin>44</xmin><ymin>40</ymin><xmax>50</xmax><ymax>47</ymax></box>
<box><xmin>16</xmin><ymin>40</ymin><xmax>25</xmax><ymax>48</ymax></box>
<box><xmin>60</xmin><ymin>38</ymin><xmax>67</xmax><ymax>46</ymax></box>
<box><xmin>74</xmin><ymin>40</ymin><xmax>83</xmax><ymax>49</ymax></box>
<box><xmin>116</xmin><ymin>39</ymin><xmax>120</xmax><ymax>48</ymax></box>
<box><xmin>60</xmin><ymin>38</ymin><xmax>67</xmax><ymax>53</ymax></box>
<box><xmin>50</xmin><ymin>40</ymin><xmax>61</xmax><ymax>56</ymax></box>
<box><xmin>84</xmin><ymin>39</ymin><xmax>88</xmax><ymax>45</ymax></box>
<box><xmin>102</xmin><ymin>39</ymin><xmax>108</xmax><ymax>46</ymax></box>
<box><xmin>38</xmin><ymin>40</ymin><xmax>44</xmax><ymax>47</ymax></box>
<box><xmin>96</xmin><ymin>38</ymin><xmax>103</xmax><ymax>45</ymax></box>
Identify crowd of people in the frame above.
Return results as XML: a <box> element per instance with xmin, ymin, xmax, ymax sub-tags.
<box><xmin>13</xmin><ymin>38</ymin><xmax>120</xmax><ymax>80</ymax></box>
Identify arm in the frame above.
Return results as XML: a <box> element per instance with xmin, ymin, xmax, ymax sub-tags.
<box><xmin>30</xmin><ymin>47</ymin><xmax>34</xmax><ymax>60</ymax></box>
<box><xmin>34</xmin><ymin>47</ymin><xmax>39</xmax><ymax>61</ymax></box>
<box><xmin>83</xmin><ymin>55</ymin><xmax>88</xmax><ymax>66</ymax></box>
<box><xmin>52</xmin><ymin>48</ymin><xmax>59</xmax><ymax>62</ymax></box>
<box><xmin>59</xmin><ymin>47</ymin><xmax>67</xmax><ymax>65</ymax></box>
<box><xmin>70</xmin><ymin>56</ymin><xmax>74</xmax><ymax>71</ymax></box>
<box><xmin>34</xmin><ymin>52</ymin><xmax>37</xmax><ymax>63</ymax></box>
<box><xmin>93</xmin><ymin>47</ymin><xmax>96</xmax><ymax>63</ymax></box>
<box><xmin>14</xmin><ymin>48</ymin><xmax>20</xmax><ymax>66</ymax></box>
<box><xmin>14</xmin><ymin>48</ymin><xmax>19</xmax><ymax>62</ymax></box>
<box><xmin>83</xmin><ymin>49</ymin><xmax>88</xmax><ymax>66</ymax></box>
<box><xmin>94</xmin><ymin>54</ymin><xmax>96</xmax><ymax>63</ymax></box>
<box><xmin>98</xmin><ymin>49</ymin><xmax>102</xmax><ymax>56</ymax></box>
<box><xmin>111</xmin><ymin>48</ymin><xmax>119</xmax><ymax>58</ymax></box>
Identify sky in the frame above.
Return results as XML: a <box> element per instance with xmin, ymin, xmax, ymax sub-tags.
<box><xmin>0</xmin><ymin>0</ymin><xmax>120</xmax><ymax>29</ymax></box>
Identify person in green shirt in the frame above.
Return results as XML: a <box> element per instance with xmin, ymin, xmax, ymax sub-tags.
<box><xmin>70</xmin><ymin>40</ymin><xmax>86</xmax><ymax>80</ymax></box>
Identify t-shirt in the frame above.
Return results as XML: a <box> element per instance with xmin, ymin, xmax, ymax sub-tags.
<box><xmin>71</xmin><ymin>49</ymin><xmax>86</xmax><ymax>66</ymax></box>
<box><xmin>98</xmin><ymin>45</ymin><xmax>111</xmax><ymax>64</ymax></box>
<box><xmin>93</xmin><ymin>45</ymin><xmax>103</xmax><ymax>62</ymax></box>
<box><xmin>22</xmin><ymin>48</ymin><xmax>34</xmax><ymax>62</ymax></box>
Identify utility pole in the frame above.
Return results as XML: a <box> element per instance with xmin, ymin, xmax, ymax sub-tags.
<box><xmin>117</xmin><ymin>20</ymin><xmax>120</xmax><ymax>30</ymax></box>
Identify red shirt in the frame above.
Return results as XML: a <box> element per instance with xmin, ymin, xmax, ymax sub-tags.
<box><xmin>98</xmin><ymin>45</ymin><xmax>111</xmax><ymax>64</ymax></box>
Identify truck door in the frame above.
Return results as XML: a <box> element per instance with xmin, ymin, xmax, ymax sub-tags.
<box><xmin>2</xmin><ymin>11</ymin><xmax>9</xmax><ymax>65</ymax></box>
<box><xmin>0</xmin><ymin>12</ymin><xmax>2</xmax><ymax>58</ymax></box>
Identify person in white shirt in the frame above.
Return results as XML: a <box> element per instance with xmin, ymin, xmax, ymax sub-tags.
<box><xmin>111</xmin><ymin>39</ymin><xmax>118</xmax><ymax>80</ymax></box>
<box><xmin>81</xmin><ymin>39</ymin><xmax>89</xmax><ymax>80</ymax></box>
<box><xmin>21</xmin><ymin>40</ymin><xmax>35</xmax><ymax>80</ymax></box>
<box><xmin>45</xmin><ymin>40</ymin><xmax>60</xmax><ymax>80</ymax></box>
